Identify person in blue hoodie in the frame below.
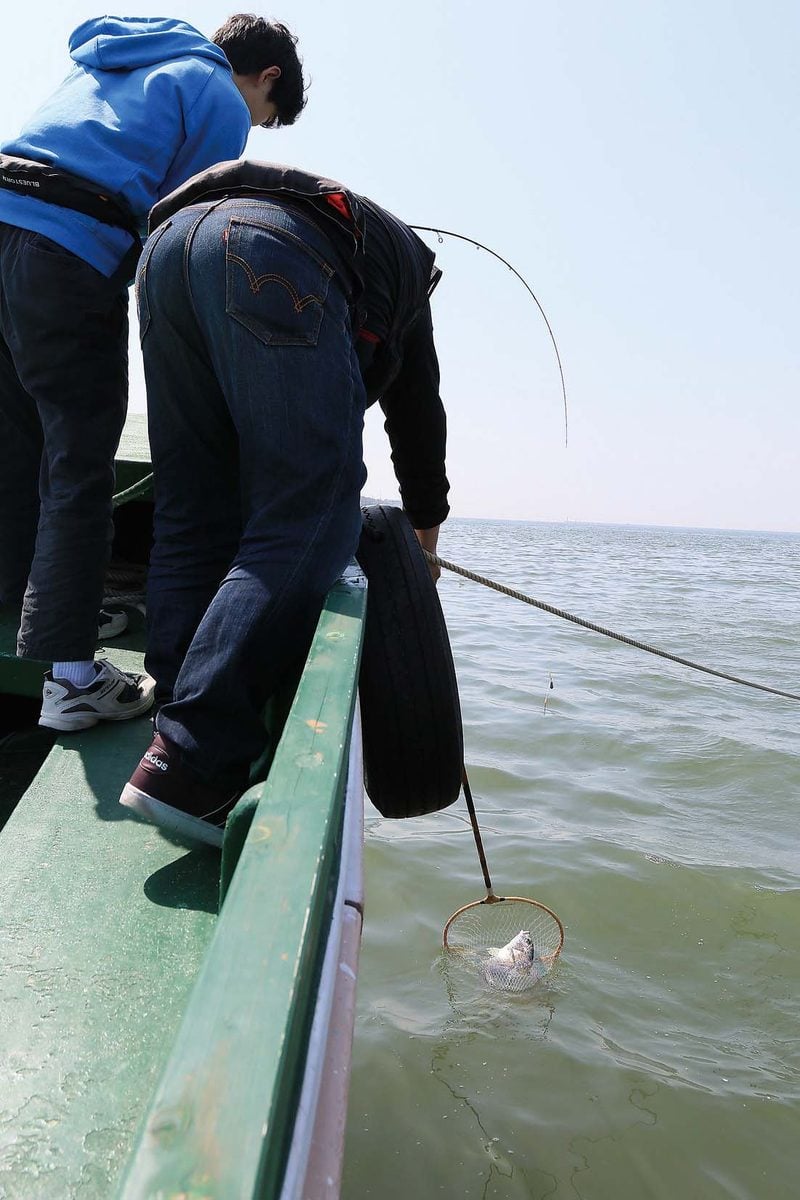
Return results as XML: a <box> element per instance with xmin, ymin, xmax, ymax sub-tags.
<box><xmin>0</xmin><ymin>14</ymin><xmax>306</xmax><ymax>732</ymax></box>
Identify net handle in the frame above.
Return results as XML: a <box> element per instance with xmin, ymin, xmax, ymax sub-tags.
<box><xmin>462</xmin><ymin>763</ymin><xmax>495</xmax><ymax>895</ymax></box>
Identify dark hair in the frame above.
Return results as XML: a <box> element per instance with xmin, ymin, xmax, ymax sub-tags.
<box><xmin>213</xmin><ymin>14</ymin><xmax>307</xmax><ymax>126</ymax></box>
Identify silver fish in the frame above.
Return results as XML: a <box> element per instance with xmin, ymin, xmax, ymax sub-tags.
<box><xmin>483</xmin><ymin>929</ymin><xmax>537</xmax><ymax>988</ymax></box>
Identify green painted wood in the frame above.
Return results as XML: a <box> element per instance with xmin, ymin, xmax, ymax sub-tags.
<box><xmin>219</xmin><ymin>791</ymin><xmax>259</xmax><ymax>906</ymax></box>
<box><xmin>218</xmin><ymin>676</ymin><xmax>303</xmax><ymax>907</ymax></box>
<box><xmin>0</xmin><ymin>711</ymin><xmax>220</xmax><ymax>1198</ymax></box>
<box><xmin>1</xmin><ymin>404</ymin><xmax>364</xmax><ymax>1195</ymax></box>
<box><xmin>117</xmin><ymin>577</ymin><xmax>367</xmax><ymax>1200</ymax></box>
<box><xmin>0</xmin><ymin>606</ymin><xmax>47</xmax><ymax>698</ymax></box>
<box><xmin>0</xmin><ymin>723</ymin><xmax>56</xmax><ymax>831</ymax></box>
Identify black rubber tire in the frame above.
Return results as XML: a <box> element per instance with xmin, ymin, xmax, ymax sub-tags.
<box><xmin>356</xmin><ymin>505</ymin><xmax>463</xmax><ymax>818</ymax></box>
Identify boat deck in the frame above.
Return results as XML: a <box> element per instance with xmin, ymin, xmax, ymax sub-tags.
<box><xmin>0</xmin><ymin>416</ymin><xmax>366</xmax><ymax>1198</ymax></box>
<box><xmin>0</xmin><ymin>606</ymin><xmax>149</xmax><ymax>697</ymax></box>
<box><xmin>0</xmin><ymin>715</ymin><xmax>219</xmax><ymax>1196</ymax></box>
<box><xmin>0</xmin><ymin>590</ymin><xmax>220</xmax><ymax>1196</ymax></box>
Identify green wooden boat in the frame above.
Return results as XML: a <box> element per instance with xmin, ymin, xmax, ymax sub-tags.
<box><xmin>0</xmin><ymin>415</ymin><xmax>366</xmax><ymax>1198</ymax></box>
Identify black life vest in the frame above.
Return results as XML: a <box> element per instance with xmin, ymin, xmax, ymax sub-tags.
<box><xmin>148</xmin><ymin>158</ymin><xmax>364</xmax><ymax>262</ymax></box>
<box><xmin>0</xmin><ymin>153</ymin><xmax>140</xmax><ymax>240</ymax></box>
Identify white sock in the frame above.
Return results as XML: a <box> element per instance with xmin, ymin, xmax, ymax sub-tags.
<box><xmin>52</xmin><ymin>660</ymin><xmax>98</xmax><ymax>687</ymax></box>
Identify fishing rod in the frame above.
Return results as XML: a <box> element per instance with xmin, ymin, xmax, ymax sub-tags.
<box><xmin>410</xmin><ymin>226</ymin><xmax>569</xmax><ymax>447</ymax></box>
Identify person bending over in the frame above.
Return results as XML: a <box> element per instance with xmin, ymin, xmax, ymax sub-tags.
<box><xmin>119</xmin><ymin>160</ymin><xmax>449</xmax><ymax>846</ymax></box>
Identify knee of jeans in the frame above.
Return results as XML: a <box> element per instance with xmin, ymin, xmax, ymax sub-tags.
<box><xmin>291</xmin><ymin>546</ymin><xmax>356</xmax><ymax>601</ymax></box>
<box><xmin>45</xmin><ymin>455</ymin><xmax>116</xmax><ymax>505</ymax></box>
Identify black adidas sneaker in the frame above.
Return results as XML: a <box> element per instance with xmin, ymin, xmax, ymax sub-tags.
<box><xmin>39</xmin><ymin>659</ymin><xmax>155</xmax><ymax>731</ymax></box>
<box><xmin>119</xmin><ymin>733</ymin><xmax>240</xmax><ymax>849</ymax></box>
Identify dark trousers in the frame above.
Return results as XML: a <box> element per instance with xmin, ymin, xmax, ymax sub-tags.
<box><xmin>139</xmin><ymin>199</ymin><xmax>367</xmax><ymax>788</ymax></box>
<box><xmin>0</xmin><ymin>223</ymin><xmax>128</xmax><ymax>660</ymax></box>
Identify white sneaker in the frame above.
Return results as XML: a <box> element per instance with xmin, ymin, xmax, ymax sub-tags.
<box><xmin>39</xmin><ymin>659</ymin><xmax>155</xmax><ymax>732</ymax></box>
<box><xmin>98</xmin><ymin>607</ymin><xmax>128</xmax><ymax>639</ymax></box>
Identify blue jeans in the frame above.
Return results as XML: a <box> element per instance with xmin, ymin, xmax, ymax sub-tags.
<box><xmin>0</xmin><ymin>223</ymin><xmax>128</xmax><ymax>659</ymax></box>
<box><xmin>138</xmin><ymin>199</ymin><xmax>367</xmax><ymax>788</ymax></box>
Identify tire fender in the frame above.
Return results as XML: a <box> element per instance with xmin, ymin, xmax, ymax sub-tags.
<box><xmin>356</xmin><ymin>505</ymin><xmax>463</xmax><ymax>818</ymax></box>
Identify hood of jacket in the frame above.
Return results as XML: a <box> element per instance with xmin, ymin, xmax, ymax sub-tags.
<box><xmin>69</xmin><ymin>15</ymin><xmax>231</xmax><ymax>73</ymax></box>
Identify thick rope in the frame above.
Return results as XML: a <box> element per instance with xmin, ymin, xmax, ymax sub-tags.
<box><xmin>112</xmin><ymin>472</ymin><xmax>154</xmax><ymax>508</ymax></box>
<box><xmin>103</xmin><ymin>590</ymin><xmax>146</xmax><ymax>609</ymax></box>
<box><xmin>108</xmin><ymin>470</ymin><xmax>796</xmax><ymax>701</ymax></box>
<box><xmin>424</xmin><ymin>551</ymin><xmax>800</xmax><ymax>703</ymax></box>
<box><xmin>105</xmin><ymin>563</ymin><xmax>147</xmax><ymax>587</ymax></box>
<box><xmin>104</xmin><ymin>561</ymin><xmax>148</xmax><ymax>610</ymax></box>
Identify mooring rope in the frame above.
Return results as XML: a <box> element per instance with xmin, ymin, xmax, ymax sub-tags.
<box><xmin>112</xmin><ymin>472</ymin><xmax>154</xmax><ymax>508</ymax></box>
<box><xmin>424</xmin><ymin>550</ymin><xmax>800</xmax><ymax>703</ymax></box>
<box><xmin>104</xmin><ymin>562</ymin><xmax>148</xmax><ymax>610</ymax></box>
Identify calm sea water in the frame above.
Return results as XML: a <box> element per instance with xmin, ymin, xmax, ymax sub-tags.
<box><xmin>342</xmin><ymin>520</ymin><xmax>800</xmax><ymax>1200</ymax></box>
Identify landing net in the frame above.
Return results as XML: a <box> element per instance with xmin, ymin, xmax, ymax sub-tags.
<box><xmin>443</xmin><ymin>895</ymin><xmax>564</xmax><ymax>993</ymax></box>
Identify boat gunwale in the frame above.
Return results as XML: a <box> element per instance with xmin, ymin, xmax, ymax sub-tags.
<box><xmin>116</xmin><ymin>574</ymin><xmax>368</xmax><ymax>1200</ymax></box>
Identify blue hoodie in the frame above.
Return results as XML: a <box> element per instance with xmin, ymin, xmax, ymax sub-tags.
<box><xmin>0</xmin><ymin>17</ymin><xmax>251</xmax><ymax>276</ymax></box>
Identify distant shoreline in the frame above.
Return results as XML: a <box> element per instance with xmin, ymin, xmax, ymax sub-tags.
<box><xmin>360</xmin><ymin>496</ymin><xmax>796</xmax><ymax>537</ymax></box>
<box><xmin>444</xmin><ymin>516</ymin><xmax>800</xmax><ymax>537</ymax></box>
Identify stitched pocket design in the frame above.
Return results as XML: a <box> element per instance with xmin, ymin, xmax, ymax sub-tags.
<box><xmin>225</xmin><ymin>216</ymin><xmax>333</xmax><ymax>347</ymax></box>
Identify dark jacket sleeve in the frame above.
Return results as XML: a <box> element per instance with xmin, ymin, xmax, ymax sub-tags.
<box><xmin>378</xmin><ymin>301</ymin><xmax>450</xmax><ymax>529</ymax></box>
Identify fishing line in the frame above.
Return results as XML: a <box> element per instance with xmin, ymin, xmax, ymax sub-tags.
<box><xmin>410</xmin><ymin>225</ymin><xmax>569</xmax><ymax>447</ymax></box>
<box><xmin>424</xmin><ymin>550</ymin><xmax>800</xmax><ymax>703</ymax></box>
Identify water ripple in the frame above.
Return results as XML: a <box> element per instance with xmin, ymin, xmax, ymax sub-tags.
<box><xmin>345</xmin><ymin>521</ymin><xmax>800</xmax><ymax>1200</ymax></box>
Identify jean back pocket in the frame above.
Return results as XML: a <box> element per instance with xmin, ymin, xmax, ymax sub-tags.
<box><xmin>225</xmin><ymin>215</ymin><xmax>333</xmax><ymax>347</ymax></box>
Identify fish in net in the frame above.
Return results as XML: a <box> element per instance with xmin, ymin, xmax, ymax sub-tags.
<box><xmin>444</xmin><ymin>897</ymin><xmax>564</xmax><ymax>993</ymax></box>
<box><xmin>442</xmin><ymin>767</ymin><xmax>564</xmax><ymax>993</ymax></box>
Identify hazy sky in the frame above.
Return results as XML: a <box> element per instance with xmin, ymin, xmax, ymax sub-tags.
<box><xmin>3</xmin><ymin>2</ymin><xmax>798</xmax><ymax>530</ymax></box>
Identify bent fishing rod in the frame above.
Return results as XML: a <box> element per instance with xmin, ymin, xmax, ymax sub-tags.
<box><xmin>410</xmin><ymin>225</ymin><xmax>569</xmax><ymax>447</ymax></box>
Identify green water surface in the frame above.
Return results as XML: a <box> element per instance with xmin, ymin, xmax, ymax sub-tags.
<box><xmin>343</xmin><ymin>520</ymin><xmax>800</xmax><ymax>1200</ymax></box>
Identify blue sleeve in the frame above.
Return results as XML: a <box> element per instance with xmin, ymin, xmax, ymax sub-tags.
<box><xmin>157</xmin><ymin>66</ymin><xmax>250</xmax><ymax>201</ymax></box>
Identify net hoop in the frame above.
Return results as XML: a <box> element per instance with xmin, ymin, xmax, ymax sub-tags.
<box><xmin>443</xmin><ymin>894</ymin><xmax>565</xmax><ymax>963</ymax></box>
